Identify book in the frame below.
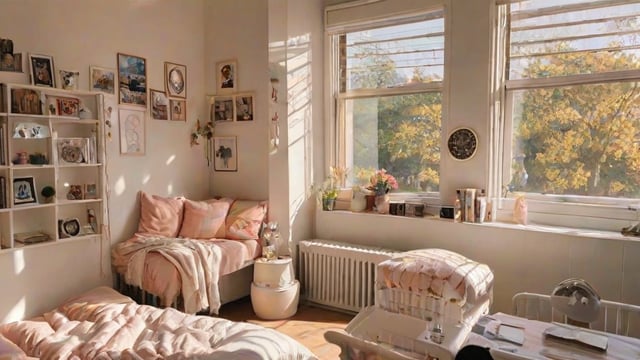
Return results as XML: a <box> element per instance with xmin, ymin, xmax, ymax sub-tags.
<box><xmin>543</xmin><ymin>324</ymin><xmax>608</xmax><ymax>351</ymax></box>
<box><xmin>14</xmin><ymin>231</ymin><xmax>50</xmax><ymax>244</ymax></box>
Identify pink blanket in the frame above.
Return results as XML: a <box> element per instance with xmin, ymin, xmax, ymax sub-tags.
<box><xmin>377</xmin><ymin>249</ymin><xmax>494</xmax><ymax>304</ymax></box>
<box><xmin>0</xmin><ymin>287</ymin><xmax>317</xmax><ymax>360</ymax></box>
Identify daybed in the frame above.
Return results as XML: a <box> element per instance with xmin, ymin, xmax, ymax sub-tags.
<box><xmin>0</xmin><ymin>286</ymin><xmax>317</xmax><ymax>359</ymax></box>
<box><xmin>111</xmin><ymin>192</ymin><xmax>268</xmax><ymax>315</ymax></box>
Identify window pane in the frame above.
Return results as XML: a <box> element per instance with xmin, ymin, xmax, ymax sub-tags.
<box><xmin>344</xmin><ymin>18</ymin><xmax>444</xmax><ymax>90</ymax></box>
<box><xmin>509</xmin><ymin>2</ymin><xmax>640</xmax><ymax>80</ymax></box>
<box><xmin>345</xmin><ymin>93</ymin><xmax>441</xmax><ymax>192</ymax></box>
<box><xmin>508</xmin><ymin>82</ymin><xmax>640</xmax><ymax>198</ymax></box>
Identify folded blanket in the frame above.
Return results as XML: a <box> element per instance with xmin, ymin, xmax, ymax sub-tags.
<box><xmin>378</xmin><ymin>249</ymin><xmax>494</xmax><ymax>305</ymax></box>
<box><xmin>0</xmin><ymin>287</ymin><xmax>317</xmax><ymax>360</ymax></box>
<box><xmin>112</xmin><ymin>235</ymin><xmax>222</xmax><ymax>314</ymax></box>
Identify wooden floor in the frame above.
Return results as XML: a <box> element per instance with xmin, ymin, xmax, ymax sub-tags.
<box><xmin>218</xmin><ymin>296</ymin><xmax>355</xmax><ymax>359</ymax></box>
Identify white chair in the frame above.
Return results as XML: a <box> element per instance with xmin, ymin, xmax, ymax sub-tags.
<box><xmin>512</xmin><ymin>292</ymin><xmax>640</xmax><ymax>338</ymax></box>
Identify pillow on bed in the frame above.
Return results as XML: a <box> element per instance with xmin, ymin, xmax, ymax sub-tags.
<box><xmin>179</xmin><ymin>198</ymin><xmax>232</xmax><ymax>239</ymax></box>
<box><xmin>225</xmin><ymin>200</ymin><xmax>268</xmax><ymax>240</ymax></box>
<box><xmin>137</xmin><ymin>191</ymin><xmax>184</xmax><ymax>237</ymax></box>
<box><xmin>0</xmin><ymin>333</ymin><xmax>26</xmax><ymax>359</ymax></box>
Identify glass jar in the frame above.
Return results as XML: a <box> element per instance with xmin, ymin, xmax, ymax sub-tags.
<box><xmin>261</xmin><ymin>221</ymin><xmax>281</xmax><ymax>260</ymax></box>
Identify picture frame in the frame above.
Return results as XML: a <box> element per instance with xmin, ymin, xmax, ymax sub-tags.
<box><xmin>55</xmin><ymin>96</ymin><xmax>80</xmax><ymax>117</ymax></box>
<box><xmin>58</xmin><ymin>70</ymin><xmax>79</xmax><ymax>91</ymax></box>
<box><xmin>150</xmin><ymin>89</ymin><xmax>169</xmax><ymax>120</ymax></box>
<box><xmin>0</xmin><ymin>52</ymin><xmax>22</xmax><ymax>73</ymax></box>
<box><xmin>216</xmin><ymin>59</ymin><xmax>237</xmax><ymax>93</ymax></box>
<box><xmin>89</xmin><ymin>65</ymin><xmax>115</xmax><ymax>95</ymax></box>
<box><xmin>213</xmin><ymin>136</ymin><xmax>237</xmax><ymax>172</ymax></box>
<box><xmin>28</xmin><ymin>53</ymin><xmax>55</xmax><ymax>87</ymax></box>
<box><xmin>117</xmin><ymin>53</ymin><xmax>147</xmax><ymax>107</ymax></box>
<box><xmin>234</xmin><ymin>93</ymin><xmax>254</xmax><ymax>121</ymax></box>
<box><xmin>56</xmin><ymin>138</ymin><xmax>89</xmax><ymax>165</ymax></box>
<box><xmin>164</xmin><ymin>62</ymin><xmax>187</xmax><ymax>98</ymax></box>
<box><xmin>119</xmin><ymin>107</ymin><xmax>146</xmax><ymax>155</ymax></box>
<box><xmin>210</xmin><ymin>95</ymin><xmax>234</xmax><ymax>123</ymax></box>
<box><xmin>10</xmin><ymin>88</ymin><xmax>42</xmax><ymax>115</ymax></box>
<box><xmin>66</xmin><ymin>184</ymin><xmax>83</xmax><ymax>200</ymax></box>
<box><xmin>84</xmin><ymin>183</ymin><xmax>97</xmax><ymax>199</ymax></box>
<box><xmin>13</xmin><ymin>176</ymin><xmax>37</xmax><ymax>205</ymax></box>
<box><xmin>169</xmin><ymin>99</ymin><xmax>186</xmax><ymax>122</ymax></box>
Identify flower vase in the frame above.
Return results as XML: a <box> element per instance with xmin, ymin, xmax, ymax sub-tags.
<box><xmin>375</xmin><ymin>194</ymin><xmax>390</xmax><ymax>214</ymax></box>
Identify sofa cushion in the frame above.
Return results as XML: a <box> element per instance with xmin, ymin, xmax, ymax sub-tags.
<box><xmin>225</xmin><ymin>200</ymin><xmax>268</xmax><ymax>240</ymax></box>
<box><xmin>179</xmin><ymin>198</ymin><xmax>232</xmax><ymax>239</ymax></box>
<box><xmin>137</xmin><ymin>191</ymin><xmax>184</xmax><ymax>237</ymax></box>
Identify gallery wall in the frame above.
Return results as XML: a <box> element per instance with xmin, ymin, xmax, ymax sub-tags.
<box><xmin>0</xmin><ymin>0</ymin><xmax>209</xmax><ymax>322</ymax></box>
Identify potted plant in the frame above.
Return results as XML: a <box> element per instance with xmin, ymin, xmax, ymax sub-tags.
<box><xmin>41</xmin><ymin>186</ymin><xmax>55</xmax><ymax>203</ymax></box>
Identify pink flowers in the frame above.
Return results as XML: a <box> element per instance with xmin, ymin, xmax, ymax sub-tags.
<box><xmin>368</xmin><ymin>169</ymin><xmax>398</xmax><ymax>195</ymax></box>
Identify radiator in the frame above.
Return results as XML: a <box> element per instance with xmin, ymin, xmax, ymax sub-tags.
<box><xmin>298</xmin><ymin>239</ymin><xmax>400</xmax><ymax>313</ymax></box>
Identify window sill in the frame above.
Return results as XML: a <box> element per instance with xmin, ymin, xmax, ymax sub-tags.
<box><xmin>318</xmin><ymin>209</ymin><xmax>640</xmax><ymax>243</ymax></box>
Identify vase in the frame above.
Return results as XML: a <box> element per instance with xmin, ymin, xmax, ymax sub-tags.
<box><xmin>350</xmin><ymin>190</ymin><xmax>367</xmax><ymax>212</ymax></box>
<box><xmin>322</xmin><ymin>197</ymin><xmax>335</xmax><ymax>211</ymax></box>
<box><xmin>375</xmin><ymin>194</ymin><xmax>390</xmax><ymax>214</ymax></box>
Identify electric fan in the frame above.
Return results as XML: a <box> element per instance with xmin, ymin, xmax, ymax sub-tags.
<box><xmin>550</xmin><ymin>278</ymin><xmax>601</xmax><ymax>323</ymax></box>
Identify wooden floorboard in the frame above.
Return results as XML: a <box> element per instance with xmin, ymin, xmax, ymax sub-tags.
<box><xmin>218</xmin><ymin>296</ymin><xmax>355</xmax><ymax>359</ymax></box>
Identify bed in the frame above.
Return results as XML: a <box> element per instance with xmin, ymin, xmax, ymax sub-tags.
<box><xmin>0</xmin><ymin>286</ymin><xmax>317</xmax><ymax>359</ymax></box>
<box><xmin>111</xmin><ymin>192</ymin><xmax>268</xmax><ymax>315</ymax></box>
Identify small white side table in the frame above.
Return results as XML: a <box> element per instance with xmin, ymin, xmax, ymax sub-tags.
<box><xmin>251</xmin><ymin>257</ymin><xmax>300</xmax><ymax>320</ymax></box>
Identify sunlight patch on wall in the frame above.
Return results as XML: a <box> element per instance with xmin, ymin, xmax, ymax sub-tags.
<box><xmin>2</xmin><ymin>296</ymin><xmax>25</xmax><ymax>323</ymax></box>
<box><xmin>166</xmin><ymin>154</ymin><xmax>176</xmax><ymax>165</ymax></box>
<box><xmin>142</xmin><ymin>174</ymin><xmax>150</xmax><ymax>184</ymax></box>
<box><xmin>167</xmin><ymin>184</ymin><xmax>174</xmax><ymax>194</ymax></box>
<box><xmin>12</xmin><ymin>249</ymin><xmax>25</xmax><ymax>274</ymax></box>
<box><xmin>114</xmin><ymin>176</ymin><xmax>126</xmax><ymax>196</ymax></box>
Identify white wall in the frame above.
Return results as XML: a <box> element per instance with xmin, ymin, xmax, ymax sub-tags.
<box><xmin>315</xmin><ymin>0</ymin><xmax>640</xmax><ymax>316</ymax></box>
<box><xmin>0</xmin><ymin>0</ymin><xmax>209</xmax><ymax>322</ymax></box>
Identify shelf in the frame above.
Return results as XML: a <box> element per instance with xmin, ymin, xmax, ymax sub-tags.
<box><xmin>56</xmin><ymin>199</ymin><xmax>102</xmax><ymax>206</ymax></box>
<box><xmin>11</xmin><ymin>202</ymin><xmax>56</xmax><ymax>211</ymax></box>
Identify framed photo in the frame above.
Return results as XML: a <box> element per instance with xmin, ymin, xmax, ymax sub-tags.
<box><xmin>165</xmin><ymin>62</ymin><xmax>186</xmax><ymax>98</ymax></box>
<box><xmin>119</xmin><ymin>107</ymin><xmax>146</xmax><ymax>155</ymax></box>
<box><xmin>169</xmin><ymin>99</ymin><xmax>186</xmax><ymax>122</ymax></box>
<box><xmin>150</xmin><ymin>89</ymin><xmax>169</xmax><ymax>120</ymax></box>
<box><xmin>66</xmin><ymin>184</ymin><xmax>83</xmax><ymax>200</ymax></box>
<box><xmin>13</xmin><ymin>176</ymin><xmax>37</xmax><ymax>205</ymax></box>
<box><xmin>10</xmin><ymin>88</ymin><xmax>42</xmax><ymax>115</ymax></box>
<box><xmin>55</xmin><ymin>96</ymin><xmax>80</xmax><ymax>117</ymax></box>
<box><xmin>84</xmin><ymin>183</ymin><xmax>97</xmax><ymax>199</ymax></box>
<box><xmin>117</xmin><ymin>53</ymin><xmax>147</xmax><ymax>107</ymax></box>
<box><xmin>216</xmin><ymin>59</ymin><xmax>237</xmax><ymax>93</ymax></box>
<box><xmin>210</xmin><ymin>95</ymin><xmax>234</xmax><ymax>123</ymax></box>
<box><xmin>234</xmin><ymin>93</ymin><xmax>254</xmax><ymax>121</ymax></box>
<box><xmin>56</xmin><ymin>138</ymin><xmax>89</xmax><ymax>165</ymax></box>
<box><xmin>0</xmin><ymin>53</ymin><xmax>22</xmax><ymax>73</ymax></box>
<box><xmin>213</xmin><ymin>136</ymin><xmax>237</xmax><ymax>172</ymax></box>
<box><xmin>28</xmin><ymin>53</ymin><xmax>55</xmax><ymax>87</ymax></box>
<box><xmin>58</xmin><ymin>70</ymin><xmax>79</xmax><ymax>91</ymax></box>
<box><xmin>89</xmin><ymin>66</ymin><xmax>115</xmax><ymax>95</ymax></box>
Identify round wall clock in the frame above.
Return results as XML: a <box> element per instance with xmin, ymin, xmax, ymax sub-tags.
<box><xmin>447</xmin><ymin>127</ymin><xmax>478</xmax><ymax>160</ymax></box>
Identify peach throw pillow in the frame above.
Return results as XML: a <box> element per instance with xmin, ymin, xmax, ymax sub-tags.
<box><xmin>225</xmin><ymin>200</ymin><xmax>268</xmax><ymax>240</ymax></box>
<box><xmin>137</xmin><ymin>192</ymin><xmax>184</xmax><ymax>237</ymax></box>
<box><xmin>179</xmin><ymin>199</ymin><xmax>231</xmax><ymax>239</ymax></box>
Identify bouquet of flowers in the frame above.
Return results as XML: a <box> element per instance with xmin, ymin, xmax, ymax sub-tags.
<box><xmin>368</xmin><ymin>168</ymin><xmax>398</xmax><ymax>195</ymax></box>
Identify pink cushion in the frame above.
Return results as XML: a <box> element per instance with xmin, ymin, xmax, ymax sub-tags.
<box><xmin>225</xmin><ymin>200</ymin><xmax>268</xmax><ymax>240</ymax></box>
<box><xmin>179</xmin><ymin>199</ymin><xmax>231</xmax><ymax>239</ymax></box>
<box><xmin>137</xmin><ymin>192</ymin><xmax>184</xmax><ymax>237</ymax></box>
<box><xmin>0</xmin><ymin>333</ymin><xmax>26</xmax><ymax>359</ymax></box>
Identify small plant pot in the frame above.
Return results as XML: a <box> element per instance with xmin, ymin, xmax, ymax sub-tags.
<box><xmin>322</xmin><ymin>198</ymin><xmax>335</xmax><ymax>211</ymax></box>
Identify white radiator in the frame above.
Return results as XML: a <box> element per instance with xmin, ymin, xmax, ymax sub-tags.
<box><xmin>298</xmin><ymin>239</ymin><xmax>400</xmax><ymax>313</ymax></box>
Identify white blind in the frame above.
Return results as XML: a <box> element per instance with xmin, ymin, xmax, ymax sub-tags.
<box><xmin>325</xmin><ymin>0</ymin><xmax>444</xmax><ymax>34</ymax></box>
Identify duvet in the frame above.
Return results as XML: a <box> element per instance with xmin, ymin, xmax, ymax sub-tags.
<box><xmin>0</xmin><ymin>287</ymin><xmax>317</xmax><ymax>360</ymax></box>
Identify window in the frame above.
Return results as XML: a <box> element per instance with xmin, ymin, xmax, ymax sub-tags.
<box><xmin>500</xmin><ymin>1</ymin><xmax>640</xmax><ymax>230</ymax></box>
<box><xmin>329</xmin><ymin>9</ymin><xmax>445</xmax><ymax>197</ymax></box>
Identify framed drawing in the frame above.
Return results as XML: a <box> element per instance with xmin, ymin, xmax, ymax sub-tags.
<box><xmin>210</xmin><ymin>95</ymin><xmax>234</xmax><ymax>123</ymax></box>
<box><xmin>10</xmin><ymin>88</ymin><xmax>42</xmax><ymax>115</ymax></box>
<box><xmin>150</xmin><ymin>89</ymin><xmax>169</xmax><ymax>120</ymax></box>
<box><xmin>119</xmin><ymin>107</ymin><xmax>146</xmax><ymax>155</ymax></box>
<box><xmin>28</xmin><ymin>53</ymin><xmax>55</xmax><ymax>87</ymax></box>
<box><xmin>89</xmin><ymin>66</ymin><xmax>115</xmax><ymax>95</ymax></box>
<box><xmin>55</xmin><ymin>96</ymin><xmax>80</xmax><ymax>117</ymax></box>
<box><xmin>169</xmin><ymin>99</ymin><xmax>186</xmax><ymax>121</ymax></box>
<box><xmin>234</xmin><ymin>93</ymin><xmax>254</xmax><ymax>121</ymax></box>
<box><xmin>56</xmin><ymin>138</ymin><xmax>88</xmax><ymax>165</ymax></box>
<box><xmin>13</xmin><ymin>176</ymin><xmax>37</xmax><ymax>205</ymax></box>
<box><xmin>165</xmin><ymin>62</ymin><xmax>186</xmax><ymax>98</ymax></box>
<box><xmin>117</xmin><ymin>53</ymin><xmax>147</xmax><ymax>107</ymax></box>
<box><xmin>66</xmin><ymin>184</ymin><xmax>83</xmax><ymax>200</ymax></box>
<box><xmin>58</xmin><ymin>70</ymin><xmax>79</xmax><ymax>91</ymax></box>
<box><xmin>216</xmin><ymin>59</ymin><xmax>237</xmax><ymax>93</ymax></box>
<box><xmin>213</xmin><ymin>136</ymin><xmax>237</xmax><ymax>172</ymax></box>
<box><xmin>84</xmin><ymin>183</ymin><xmax>97</xmax><ymax>199</ymax></box>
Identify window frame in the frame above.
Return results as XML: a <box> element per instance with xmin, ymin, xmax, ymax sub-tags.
<box><xmin>497</xmin><ymin>2</ymin><xmax>640</xmax><ymax>231</ymax></box>
<box><xmin>328</xmin><ymin>12</ymin><xmax>446</xmax><ymax>204</ymax></box>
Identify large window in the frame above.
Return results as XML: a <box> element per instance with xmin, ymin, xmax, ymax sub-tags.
<box><xmin>502</xmin><ymin>1</ymin><xmax>640</xmax><ymax>229</ymax></box>
<box><xmin>330</xmin><ymin>10</ymin><xmax>445</xmax><ymax>196</ymax></box>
